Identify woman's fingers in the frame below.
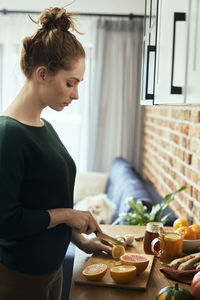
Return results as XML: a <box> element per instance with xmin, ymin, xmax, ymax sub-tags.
<box><xmin>82</xmin><ymin>211</ymin><xmax>98</xmax><ymax>234</ymax></box>
<box><xmin>79</xmin><ymin>237</ymin><xmax>113</xmax><ymax>255</ymax></box>
<box><xmin>99</xmin><ymin>243</ymin><xmax>112</xmax><ymax>255</ymax></box>
<box><xmin>84</xmin><ymin>211</ymin><xmax>102</xmax><ymax>235</ymax></box>
<box><xmin>67</xmin><ymin>209</ymin><xmax>101</xmax><ymax>234</ymax></box>
<box><xmin>92</xmin><ymin>216</ymin><xmax>102</xmax><ymax>233</ymax></box>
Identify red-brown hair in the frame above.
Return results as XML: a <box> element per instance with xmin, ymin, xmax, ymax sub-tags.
<box><xmin>20</xmin><ymin>7</ymin><xmax>85</xmax><ymax>78</ymax></box>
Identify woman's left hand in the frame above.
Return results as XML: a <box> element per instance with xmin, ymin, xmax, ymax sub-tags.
<box><xmin>71</xmin><ymin>230</ymin><xmax>112</xmax><ymax>255</ymax></box>
<box><xmin>82</xmin><ymin>237</ymin><xmax>112</xmax><ymax>255</ymax></box>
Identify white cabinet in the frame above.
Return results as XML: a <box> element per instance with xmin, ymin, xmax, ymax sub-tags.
<box><xmin>186</xmin><ymin>0</ymin><xmax>200</xmax><ymax>104</ymax></box>
<box><xmin>140</xmin><ymin>0</ymin><xmax>159</xmax><ymax>105</ymax></box>
<box><xmin>154</xmin><ymin>0</ymin><xmax>189</xmax><ymax>104</ymax></box>
<box><xmin>140</xmin><ymin>0</ymin><xmax>200</xmax><ymax>105</ymax></box>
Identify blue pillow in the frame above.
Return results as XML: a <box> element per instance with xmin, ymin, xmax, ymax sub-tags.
<box><xmin>106</xmin><ymin>157</ymin><xmax>153</xmax><ymax>222</ymax></box>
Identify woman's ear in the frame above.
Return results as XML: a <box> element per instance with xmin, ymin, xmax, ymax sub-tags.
<box><xmin>35</xmin><ymin>66</ymin><xmax>48</xmax><ymax>84</ymax></box>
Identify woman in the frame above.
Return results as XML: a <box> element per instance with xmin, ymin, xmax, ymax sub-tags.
<box><xmin>0</xmin><ymin>7</ymin><xmax>111</xmax><ymax>300</ymax></box>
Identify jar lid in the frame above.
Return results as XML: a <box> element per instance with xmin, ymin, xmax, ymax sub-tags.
<box><xmin>146</xmin><ymin>222</ymin><xmax>163</xmax><ymax>233</ymax></box>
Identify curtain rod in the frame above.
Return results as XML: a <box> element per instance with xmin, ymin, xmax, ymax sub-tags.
<box><xmin>0</xmin><ymin>9</ymin><xmax>144</xmax><ymax>19</ymax></box>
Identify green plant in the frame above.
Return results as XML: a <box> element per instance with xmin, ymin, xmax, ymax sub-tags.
<box><xmin>112</xmin><ymin>186</ymin><xmax>187</xmax><ymax>226</ymax></box>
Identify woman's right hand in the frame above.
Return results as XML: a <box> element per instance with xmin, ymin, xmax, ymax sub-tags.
<box><xmin>65</xmin><ymin>208</ymin><xmax>102</xmax><ymax>235</ymax></box>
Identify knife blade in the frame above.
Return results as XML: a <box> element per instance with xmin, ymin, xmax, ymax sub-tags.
<box><xmin>94</xmin><ymin>231</ymin><xmax>125</xmax><ymax>246</ymax></box>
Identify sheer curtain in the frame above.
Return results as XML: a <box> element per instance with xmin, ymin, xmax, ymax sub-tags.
<box><xmin>88</xmin><ymin>18</ymin><xmax>144</xmax><ymax>173</ymax></box>
<box><xmin>0</xmin><ymin>14</ymin><xmax>36</xmax><ymax>110</ymax></box>
<box><xmin>0</xmin><ymin>13</ymin><xmax>96</xmax><ymax>171</ymax></box>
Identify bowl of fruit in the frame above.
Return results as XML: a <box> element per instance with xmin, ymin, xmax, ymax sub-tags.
<box><xmin>173</xmin><ymin>218</ymin><xmax>200</xmax><ymax>253</ymax></box>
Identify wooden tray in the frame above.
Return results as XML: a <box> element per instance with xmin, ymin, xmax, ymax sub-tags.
<box><xmin>75</xmin><ymin>251</ymin><xmax>154</xmax><ymax>290</ymax></box>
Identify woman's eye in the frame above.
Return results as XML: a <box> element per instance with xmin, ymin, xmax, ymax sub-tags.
<box><xmin>66</xmin><ymin>83</ymin><xmax>74</xmax><ymax>88</ymax></box>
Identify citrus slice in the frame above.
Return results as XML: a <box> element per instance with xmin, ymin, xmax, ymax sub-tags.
<box><xmin>120</xmin><ymin>254</ymin><xmax>149</xmax><ymax>274</ymax></box>
<box><xmin>112</xmin><ymin>245</ymin><xmax>125</xmax><ymax>259</ymax></box>
<box><xmin>82</xmin><ymin>263</ymin><xmax>107</xmax><ymax>281</ymax></box>
<box><xmin>110</xmin><ymin>265</ymin><xmax>137</xmax><ymax>283</ymax></box>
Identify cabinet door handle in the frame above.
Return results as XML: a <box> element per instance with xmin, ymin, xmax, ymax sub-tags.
<box><xmin>170</xmin><ymin>12</ymin><xmax>186</xmax><ymax>95</ymax></box>
<box><xmin>145</xmin><ymin>45</ymin><xmax>156</xmax><ymax>100</ymax></box>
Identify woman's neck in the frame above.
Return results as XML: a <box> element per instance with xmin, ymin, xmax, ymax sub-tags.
<box><xmin>2</xmin><ymin>80</ymin><xmax>46</xmax><ymax>126</ymax></box>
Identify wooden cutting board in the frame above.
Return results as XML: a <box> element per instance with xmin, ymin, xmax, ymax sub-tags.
<box><xmin>75</xmin><ymin>251</ymin><xmax>154</xmax><ymax>290</ymax></box>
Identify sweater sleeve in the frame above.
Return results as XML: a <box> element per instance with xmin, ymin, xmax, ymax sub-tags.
<box><xmin>0</xmin><ymin>124</ymin><xmax>50</xmax><ymax>240</ymax></box>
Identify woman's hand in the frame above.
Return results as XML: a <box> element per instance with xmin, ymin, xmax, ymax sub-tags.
<box><xmin>71</xmin><ymin>230</ymin><xmax>112</xmax><ymax>255</ymax></box>
<box><xmin>65</xmin><ymin>209</ymin><xmax>102</xmax><ymax>234</ymax></box>
<box><xmin>81</xmin><ymin>237</ymin><xmax>112</xmax><ymax>255</ymax></box>
<box><xmin>47</xmin><ymin>208</ymin><xmax>102</xmax><ymax>234</ymax></box>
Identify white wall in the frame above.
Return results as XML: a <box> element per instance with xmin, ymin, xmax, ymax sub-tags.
<box><xmin>0</xmin><ymin>0</ymin><xmax>145</xmax><ymax>15</ymax></box>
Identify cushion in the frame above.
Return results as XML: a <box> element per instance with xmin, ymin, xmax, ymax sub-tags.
<box><xmin>73</xmin><ymin>172</ymin><xmax>109</xmax><ymax>203</ymax></box>
<box><xmin>106</xmin><ymin>157</ymin><xmax>154</xmax><ymax>222</ymax></box>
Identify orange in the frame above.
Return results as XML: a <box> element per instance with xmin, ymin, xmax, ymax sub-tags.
<box><xmin>110</xmin><ymin>265</ymin><xmax>137</xmax><ymax>283</ymax></box>
<box><xmin>176</xmin><ymin>226</ymin><xmax>196</xmax><ymax>240</ymax></box>
<box><xmin>82</xmin><ymin>263</ymin><xmax>107</xmax><ymax>280</ymax></box>
<box><xmin>173</xmin><ymin>218</ymin><xmax>188</xmax><ymax>230</ymax></box>
<box><xmin>120</xmin><ymin>253</ymin><xmax>149</xmax><ymax>274</ymax></box>
<box><xmin>191</xmin><ymin>224</ymin><xmax>200</xmax><ymax>239</ymax></box>
<box><xmin>112</xmin><ymin>245</ymin><xmax>125</xmax><ymax>259</ymax></box>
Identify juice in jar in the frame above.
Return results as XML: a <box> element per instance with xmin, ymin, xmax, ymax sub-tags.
<box><xmin>160</xmin><ymin>233</ymin><xmax>183</xmax><ymax>263</ymax></box>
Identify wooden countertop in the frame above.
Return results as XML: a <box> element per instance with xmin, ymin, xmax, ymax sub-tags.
<box><xmin>68</xmin><ymin>225</ymin><xmax>192</xmax><ymax>300</ymax></box>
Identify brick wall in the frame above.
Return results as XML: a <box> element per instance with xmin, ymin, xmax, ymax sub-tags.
<box><xmin>142</xmin><ymin>105</ymin><xmax>200</xmax><ymax>224</ymax></box>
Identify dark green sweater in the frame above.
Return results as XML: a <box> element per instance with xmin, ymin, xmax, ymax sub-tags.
<box><xmin>0</xmin><ymin>116</ymin><xmax>76</xmax><ymax>275</ymax></box>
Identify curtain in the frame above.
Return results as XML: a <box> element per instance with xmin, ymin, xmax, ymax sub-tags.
<box><xmin>88</xmin><ymin>18</ymin><xmax>144</xmax><ymax>173</ymax></box>
<box><xmin>0</xmin><ymin>14</ymin><xmax>37</xmax><ymax>110</ymax></box>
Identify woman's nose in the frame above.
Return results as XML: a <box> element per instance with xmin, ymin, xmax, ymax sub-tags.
<box><xmin>71</xmin><ymin>87</ymin><xmax>79</xmax><ymax>100</ymax></box>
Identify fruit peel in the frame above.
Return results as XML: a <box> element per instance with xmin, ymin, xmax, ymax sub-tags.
<box><xmin>120</xmin><ymin>253</ymin><xmax>149</xmax><ymax>274</ymax></box>
<box><xmin>82</xmin><ymin>263</ymin><xmax>108</xmax><ymax>281</ymax></box>
<box><xmin>110</xmin><ymin>265</ymin><xmax>137</xmax><ymax>284</ymax></box>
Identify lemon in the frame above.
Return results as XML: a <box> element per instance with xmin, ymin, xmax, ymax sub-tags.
<box><xmin>112</xmin><ymin>244</ymin><xmax>125</xmax><ymax>259</ymax></box>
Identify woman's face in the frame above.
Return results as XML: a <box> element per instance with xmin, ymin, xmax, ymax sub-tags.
<box><xmin>39</xmin><ymin>57</ymin><xmax>85</xmax><ymax>111</ymax></box>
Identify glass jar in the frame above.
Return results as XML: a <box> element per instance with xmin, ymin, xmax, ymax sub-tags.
<box><xmin>143</xmin><ymin>222</ymin><xmax>163</xmax><ymax>254</ymax></box>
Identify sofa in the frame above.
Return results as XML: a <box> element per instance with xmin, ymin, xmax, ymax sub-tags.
<box><xmin>61</xmin><ymin>157</ymin><xmax>177</xmax><ymax>300</ymax></box>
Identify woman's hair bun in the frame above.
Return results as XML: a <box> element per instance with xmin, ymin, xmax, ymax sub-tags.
<box><xmin>38</xmin><ymin>7</ymin><xmax>77</xmax><ymax>32</ymax></box>
<box><xmin>21</xmin><ymin>6</ymin><xmax>85</xmax><ymax>78</ymax></box>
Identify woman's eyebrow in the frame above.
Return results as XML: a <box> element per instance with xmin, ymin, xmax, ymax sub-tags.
<box><xmin>68</xmin><ymin>77</ymin><xmax>83</xmax><ymax>82</ymax></box>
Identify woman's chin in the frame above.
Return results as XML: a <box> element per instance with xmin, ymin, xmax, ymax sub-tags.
<box><xmin>49</xmin><ymin>105</ymin><xmax>65</xmax><ymax>111</ymax></box>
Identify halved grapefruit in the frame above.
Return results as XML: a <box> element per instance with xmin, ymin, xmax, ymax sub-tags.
<box><xmin>120</xmin><ymin>254</ymin><xmax>149</xmax><ymax>274</ymax></box>
<box><xmin>110</xmin><ymin>265</ymin><xmax>137</xmax><ymax>283</ymax></box>
<box><xmin>82</xmin><ymin>263</ymin><xmax>107</xmax><ymax>280</ymax></box>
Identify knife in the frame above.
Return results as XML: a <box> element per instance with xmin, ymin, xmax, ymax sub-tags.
<box><xmin>94</xmin><ymin>230</ymin><xmax>125</xmax><ymax>246</ymax></box>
